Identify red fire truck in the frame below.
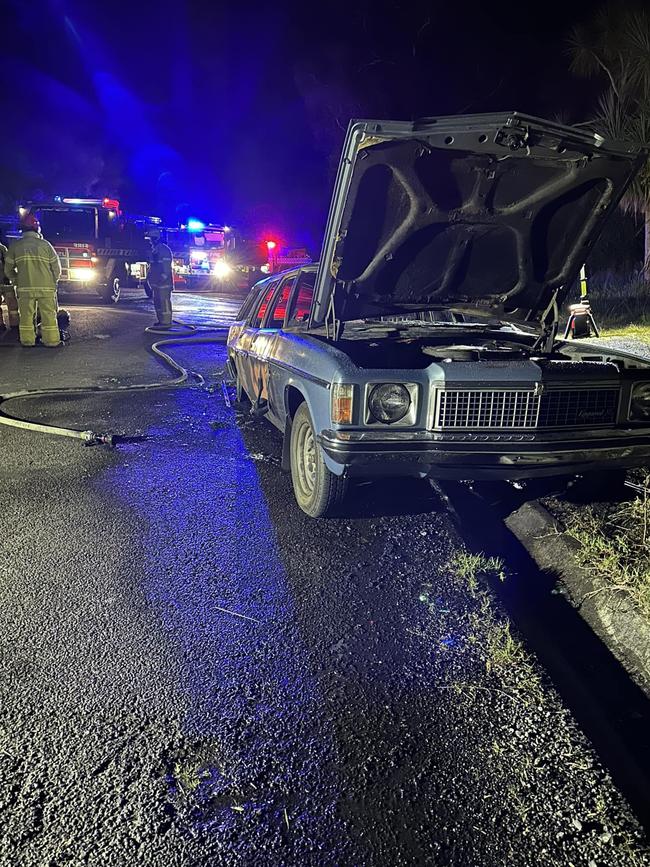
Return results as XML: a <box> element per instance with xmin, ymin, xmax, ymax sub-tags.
<box><xmin>167</xmin><ymin>221</ymin><xmax>267</xmax><ymax>294</ymax></box>
<box><xmin>21</xmin><ymin>197</ymin><xmax>156</xmax><ymax>303</ymax></box>
<box><xmin>167</xmin><ymin>221</ymin><xmax>234</xmax><ymax>289</ymax></box>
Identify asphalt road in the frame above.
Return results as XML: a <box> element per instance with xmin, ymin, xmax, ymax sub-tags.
<box><xmin>1</xmin><ymin>293</ymin><xmax>649</xmax><ymax>866</ymax></box>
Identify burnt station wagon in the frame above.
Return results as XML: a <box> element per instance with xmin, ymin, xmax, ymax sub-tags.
<box><xmin>228</xmin><ymin>112</ymin><xmax>650</xmax><ymax>517</ymax></box>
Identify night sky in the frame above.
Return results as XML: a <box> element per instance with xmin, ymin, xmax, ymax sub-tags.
<box><xmin>0</xmin><ymin>0</ymin><xmax>621</xmax><ymax>249</ymax></box>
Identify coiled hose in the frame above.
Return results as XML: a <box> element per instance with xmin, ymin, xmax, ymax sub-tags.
<box><xmin>0</xmin><ymin>321</ymin><xmax>229</xmax><ymax>445</ymax></box>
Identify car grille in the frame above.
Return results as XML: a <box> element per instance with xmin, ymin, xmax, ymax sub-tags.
<box><xmin>434</xmin><ymin>387</ymin><xmax>619</xmax><ymax>430</ymax></box>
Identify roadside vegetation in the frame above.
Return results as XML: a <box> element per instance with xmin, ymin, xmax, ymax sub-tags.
<box><xmin>419</xmin><ymin>551</ymin><xmax>544</xmax><ymax>706</ymax></box>
<box><xmin>600</xmin><ymin>323</ymin><xmax>650</xmax><ymax>342</ymax></box>
<box><xmin>561</xmin><ymin>479</ymin><xmax>650</xmax><ymax>619</ymax></box>
<box><xmin>416</xmin><ymin>548</ymin><xmax>649</xmax><ymax>861</ymax></box>
<box><xmin>585</xmin><ymin>271</ymin><xmax>650</xmax><ymax>331</ymax></box>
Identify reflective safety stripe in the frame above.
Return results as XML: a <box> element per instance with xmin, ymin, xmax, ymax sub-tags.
<box><xmin>11</xmin><ymin>254</ymin><xmax>56</xmax><ymax>261</ymax></box>
<box><xmin>96</xmin><ymin>248</ymin><xmax>145</xmax><ymax>257</ymax></box>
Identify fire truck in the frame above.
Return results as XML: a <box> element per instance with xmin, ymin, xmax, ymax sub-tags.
<box><xmin>166</xmin><ymin>221</ymin><xmax>265</xmax><ymax>293</ymax></box>
<box><xmin>21</xmin><ymin>197</ymin><xmax>156</xmax><ymax>303</ymax></box>
<box><xmin>167</xmin><ymin>221</ymin><xmax>234</xmax><ymax>289</ymax></box>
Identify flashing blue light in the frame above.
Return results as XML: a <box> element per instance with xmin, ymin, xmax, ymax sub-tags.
<box><xmin>187</xmin><ymin>219</ymin><xmax>205</xmax><ymax>232</ymax></box>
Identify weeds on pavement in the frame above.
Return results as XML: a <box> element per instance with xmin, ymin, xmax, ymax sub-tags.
<box><xmin>420</xmin><ymin>550</ymin><xmax>544</xmax><ymax>705</ymax></box>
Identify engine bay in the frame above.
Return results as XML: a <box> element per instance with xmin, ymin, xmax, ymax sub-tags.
<box><xmin>315</xmin><ymin>320</ymin><xmax>650</xmax><ymax>373</ymax></box>
<box><xmin>331</xmin><ymin>326</ymin><xmax>564</xmax><ymax>370</ymax></box>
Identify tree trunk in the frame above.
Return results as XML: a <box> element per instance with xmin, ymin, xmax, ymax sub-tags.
<box><xmin>644</xmin><ymin>210</ymin><xmax>650</xmax><ymax>279</ymax></box>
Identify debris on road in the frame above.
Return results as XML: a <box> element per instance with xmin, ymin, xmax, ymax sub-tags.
<box><xmin>213</xmin><ymin>605</ymin><xmax>261</xmax><ymax>624</ymax></box>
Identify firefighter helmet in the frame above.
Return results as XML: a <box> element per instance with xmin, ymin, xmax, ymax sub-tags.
<box><xmin>20</xmin><ymin>212</ymin><xmax>40</xmax><ymax>232</ymax></box>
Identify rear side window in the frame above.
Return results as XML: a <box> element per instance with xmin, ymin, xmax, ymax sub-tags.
<box><xmin>237</xmin><ymin>282</ymin><xmax>266</xmax><ymax>321</ymax></box>
<box><xmin>287</xmin><ymin>271</ymin><xmax>316</xmax><ymax>326</ymax></box>
<box><xmin>253</xmin><ymin>281</ymin><xmax>279</xmax><ymax>326</ymax></box>
<box><xmin>268</xmin><ymin>276</ymin><xmax>296</xmax><ymax>329</ymax></box>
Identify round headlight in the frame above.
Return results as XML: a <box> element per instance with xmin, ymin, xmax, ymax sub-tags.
<box><xmin>630</xmin><ymin>382</ymin><xmax>650</xmax><ymax>421</ymax></box>
<box><xmin>368</xmin><ymin>383</ymin><xmax>411</xmax><ymax>424</ymax></box>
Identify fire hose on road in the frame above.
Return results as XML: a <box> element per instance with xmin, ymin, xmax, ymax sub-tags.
<box><xmin>0</xmin><ymin>319</ymin><xmax>230</xmax><ymax>445</ymax></box>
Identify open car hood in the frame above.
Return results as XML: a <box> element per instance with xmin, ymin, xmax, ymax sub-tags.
<box><xmin>311</xmin><ymin>112</ymin><xmax>645</xmax><ymax>326</ymax></box>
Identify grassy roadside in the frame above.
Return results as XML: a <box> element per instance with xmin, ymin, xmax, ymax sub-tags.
<box><xmin>561</xmin><ymin>295</ymin><xmax>650</xmax><ymax>618</ymax></box>
<box><xmin>560</xmin><ymin>481</ymin><xmax>650</xmax><ymax>620</ymax></box>
<box><xmin>418</xmin><ymin>548</ymin><xmax>648</xmax><ymax>863</ymax></box>
<box><xmin>599</xmin><ymin>324</ymin><xmax>650</xmax><ymax>342</ymax></box>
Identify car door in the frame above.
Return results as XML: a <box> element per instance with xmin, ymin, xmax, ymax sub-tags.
<box><xmin>234</xmin><ymin>278</ymin><xmax>279</xmax><ymax>402</ymax></box>
<box><xmin>259</xmin><ymin>273</ymin><xmax>298</xmax><ymax>422</ymax></box>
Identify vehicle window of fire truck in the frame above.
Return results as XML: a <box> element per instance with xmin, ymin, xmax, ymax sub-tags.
<box><xmin>268</xmin><ymin>276</ymin><xmax>296</xmax><ymax>328</ymax></box>
<box><xmin>204</xmin><ymin>231</ymin><xmax>225</xmax><ymax>247</ymax></box>
<box><xmin>287</xmin><ymin>271</ymin><xmax>316</xmax><ymax>326</ymax></box>
<box><xmin>36</xmin><ymin>207</ymin><xmax>97</xmax><ymax>242</ymax></box>
<box><xmin>253</xmin><ymin>281</ymin><xmax>280</xmax><ymax>327</ymax></box>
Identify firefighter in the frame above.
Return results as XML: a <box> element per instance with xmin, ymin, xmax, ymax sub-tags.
<box><xmin>147</xmin><ymin>228</ymin><xmax>174</xmax><ymax>327</ymax></box>
<box><xmin>4</xmin><ymin>214</ymin><xmax>62</xmax><ymax>347</ymax></box>
<box><xmin>0</xmin><ymin>234</ymin><xmax>19</xmax><ymax>330</ymax></box>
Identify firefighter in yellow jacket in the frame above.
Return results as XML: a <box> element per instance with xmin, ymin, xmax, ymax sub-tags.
<box><xmin>4</xmin><ymin>213</ymin><xmax>62</xmax><ymax>347</ymax></box>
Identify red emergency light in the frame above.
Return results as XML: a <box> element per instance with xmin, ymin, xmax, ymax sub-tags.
<box><xmin>60</xmin><ymin>197</ymin><xmax>121</xmax><ymax>213</ymax></box>
<box><xmin>266</xmin><ymin>240</ymin><xmax>277</xmax><ymax>251</ymax></box>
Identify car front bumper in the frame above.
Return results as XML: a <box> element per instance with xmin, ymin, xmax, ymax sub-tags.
<box><xmin>318</xmin><ymin>428</ymin><xmax>650</xmax><ymax>480</ymax></box>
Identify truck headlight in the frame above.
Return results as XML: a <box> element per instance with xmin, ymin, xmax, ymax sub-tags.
<box><xmin>212</xmin><ymin>261</ymin><xmax>232</xmax><ymax>279</ymax></box>
<box><xmin>70</xmin><ymin>267</ymin><xmax>96</xmax><ymax>281</ymax></box>
<box><xmin>368</xmin><ymin>383</ymin><xmax>411</xmax><ymax>424</ymax></box>
<box><xmin>629</xmin><ymin>383</ymin><xmax>650</xmax><ymax>421</ymax></box>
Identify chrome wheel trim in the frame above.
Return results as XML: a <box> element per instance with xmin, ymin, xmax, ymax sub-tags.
<box><xmin>296</xmin><ymin>420</ymin><xmax>317</xmax><ymax>498</ymax></box>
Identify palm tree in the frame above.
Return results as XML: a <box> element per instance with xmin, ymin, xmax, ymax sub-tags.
<box><xmin>568</xmin><ymin>4</ymin><xmax>650</xmax><ymax>275</ymax></box>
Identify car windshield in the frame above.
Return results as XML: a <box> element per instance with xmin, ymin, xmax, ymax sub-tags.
<box><xmin>36</xmin><ymin>207</ymin><xmax>97</xmax><ymax>242</ymax></box>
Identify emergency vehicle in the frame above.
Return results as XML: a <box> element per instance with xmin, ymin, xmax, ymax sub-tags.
<box><xmin>21</xmin><ymin>197</ymin><xmax>157</xmax><ymax>303</ymax></box>
<box><xmin>165</xmin><ymin>221</ymin><xmax>261</xmax><ymax>293</ymax></box>
<box><xmin>264</xmin><ymin>242</ymin><xmax>312</xmax><ymax>274</ymax></box>
<box><xmin>167</xmin><ymin>221</ymin><xmax>234</xmax><ymax>289</ymax></box>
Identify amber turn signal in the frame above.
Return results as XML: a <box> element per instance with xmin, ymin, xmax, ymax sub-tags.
<box><xmin>331</xmin><ymin>383</ymin><xmax>354</xmax><ymax>424</ymax></box>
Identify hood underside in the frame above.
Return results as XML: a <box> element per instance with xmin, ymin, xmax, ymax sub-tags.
<box><xmin>312</xmin><ymin>113</ymin><xmax>645</xmax><ymax>325</ymax></box>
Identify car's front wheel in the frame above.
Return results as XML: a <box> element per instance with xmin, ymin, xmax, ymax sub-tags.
<box><xmin>290</xmin><ymin>402</ymin><xmax>348</xmax><ymax>517</ymax></box>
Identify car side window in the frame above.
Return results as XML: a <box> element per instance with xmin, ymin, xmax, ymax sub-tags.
<box><xmin>267</xmin><ymin>275</ymin><xmax>296</xmax><ymax>329</ymax></box>
<box><xmin>287</xmin><ymin>271</ymin><xmax>316</xmax><ymax>327</ymax></box>
<box><xmin>237</xmin><ymin>286</ymin><xmax>260</xmax><ymax>321</ymax></box>
<box><xmin>238</xmin><ymin>280</ymin><xmax>269</xmax><ymax>321</ymax></box>
<box><xmin>252</xmin><ymin>280</ymin><xmax>279</xmax><ymax>327</ymax></box>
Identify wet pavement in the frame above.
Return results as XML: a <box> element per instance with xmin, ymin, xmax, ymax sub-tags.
<box><xmin>1</xmin><ymin>294</ymin><xmax>650</xmax><ymax>866</ymax></box>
